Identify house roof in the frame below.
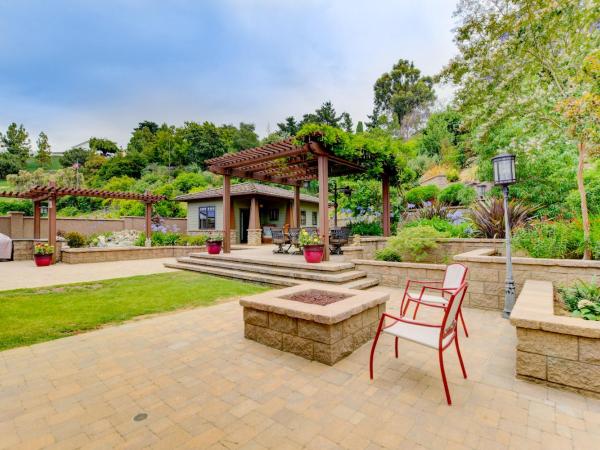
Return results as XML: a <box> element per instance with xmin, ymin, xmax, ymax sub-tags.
<box><xmin>175</xmin><ymin>182</ymin><xmax>320</xmax><ymax>204</ymax></box>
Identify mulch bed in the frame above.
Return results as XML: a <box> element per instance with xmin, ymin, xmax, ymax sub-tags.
<box><xmin>281</xmin><ymin>289</ymin><xmax>352</xmax><ymax>306</ymax></box>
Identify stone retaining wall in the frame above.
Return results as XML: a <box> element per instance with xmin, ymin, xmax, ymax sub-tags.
<box><xmin>243</xmin><ymin>305</ymin><xmax>385</xmax><ymax>365</ymax></box>
<box><xmin>454</xmin><ymin>248</ymin><xmax>600</xmax><ymax>310</ymax></box>
<box><xmin>511</xmin><ymin>280</ymin><xmax>600</xmax><ymax>395</ymax></box>
<box><xmin>10</xmin><ymin>239</ymin><xmax>65</xmax><ymax>261</ymax></box>
<box><xmin>61</xmin><ymin>246</ymin><xmax>205</xmax><ymax>264</ymax></box>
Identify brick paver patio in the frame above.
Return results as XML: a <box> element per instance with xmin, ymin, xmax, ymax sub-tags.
<box><xmin>1</xmin><ymin>285</ymin><xmax>599</xmax><ymax>449</ymax></box>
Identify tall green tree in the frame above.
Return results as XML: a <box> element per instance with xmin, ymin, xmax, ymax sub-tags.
<box><xmin>0</xmin><ymin>123</ymin><xmax>31</xmax><ymax>165</ymax></box>
<box><xmin>442</xmin><ymin>0</ymin><xmax>599</xmax><ymax>258</ymax></box>
<box><xmin>35</xmin><ymin>131</ymin><xmax>52</xmax><ymax>167</ymax></box>
<box><xmin>277</xmin><ymin>117</ymin><xmax>300</xmax><ymax>135</ymax></box>
<box><xmin>371</xmin><ymin>59</ymin><xmax>435</xmax><ymax>131</ymax></box>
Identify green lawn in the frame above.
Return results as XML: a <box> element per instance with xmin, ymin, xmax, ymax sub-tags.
<box><xmin>0</xmin><ymin>272</ymin><xmax>269</xmax><ymax>351</ymax></box>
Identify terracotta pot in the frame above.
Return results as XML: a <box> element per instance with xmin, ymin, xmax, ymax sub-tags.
<box><xmin>34</xmin><ymin>254</ymin><xmax>53</xmax><ymax>267</ymax></box>
<box><xmin>303</xmin><ymin>244</ymin><xmax>324</xmax><ymax>263</ymax></box>
<box><xmin>206</xmin><ymin>241</ymin><xmax>222</xmax><ymax>255</ymax></box>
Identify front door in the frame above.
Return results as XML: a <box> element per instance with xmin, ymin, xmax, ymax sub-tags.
<box><xmin>239</xmin><ymin>208</ymin><xmax>250</xmax><ymax>243</ymax></box>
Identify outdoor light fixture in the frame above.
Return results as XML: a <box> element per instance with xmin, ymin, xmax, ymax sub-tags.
<box><xmin>331</xmin><ymin>181</ymin><xmax>353</xmax><ymax>228</ymax></box>
<box><xmin>491</xmin><ymin>153</ymin><xmax>517</xmax><ymax>318</ymax></box>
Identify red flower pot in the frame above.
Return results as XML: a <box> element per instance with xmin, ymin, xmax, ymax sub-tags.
<box><xmin>207</xmin><ymin>241</ymin><xmax>222</xmax><ymax>255</ymax></box>
<box><xmin>34</xmin><ymin>254</ymin><xmax>53</xmax><ymax>267</ymax></box>
<box><xmin>303</xmin><ymin>244</ymin><xmax>324</xmax><ymax>263</ymax></box>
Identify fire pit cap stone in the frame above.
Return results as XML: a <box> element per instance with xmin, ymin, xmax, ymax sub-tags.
<box><xmin>239</xmin><ymin>283</ymin><xmax>389</xmax><ymax>325</ymax></box>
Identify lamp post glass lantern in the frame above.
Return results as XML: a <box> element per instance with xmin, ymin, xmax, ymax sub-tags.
<box><xmin>492</xmin><ymin>153</ymin><xmax>517</xmax><ymax>318</ymax></box>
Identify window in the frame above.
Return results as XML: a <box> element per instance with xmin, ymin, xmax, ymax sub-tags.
<box><xmin>198</xmin><ymin>206</ymin><xmax>216</xmax><ymax>229</ymax></box>
<box><xmin>300</xmin><ymin>210</ymin><xmax>306</xmax><ymax>226</ymax></box>
<box><xmin>269</xmin><ymin>208</ymin><xmax>279</xmax><ymax>221</ymax></box>
<box><xmin>312</xmin><ymin>211</ymin><xmax>318</xmax><ymax>225</ymax></box>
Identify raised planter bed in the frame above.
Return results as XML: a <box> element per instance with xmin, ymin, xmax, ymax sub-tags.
<box><xmin>61</xmin><ymin>245</ymin><xmax>206</xmax><ymax>264</ymax></box>
<box><xmin>240</xmin><ymin>284</ymin><xmax>388</xmax><ymax>365</ymax></box>
<box><xmin>510</xmin><ymin>280</ymin><xmax>600</xmax><ymax>395</ymax></box>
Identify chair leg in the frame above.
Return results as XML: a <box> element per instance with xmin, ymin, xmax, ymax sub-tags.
<box><xmin>438</xmin><ymin>348</ymin><xmax>452</xmax><ymax>405</ymax></box>
<box><xmin>401</xmin><ymin>297</ymin><xmax>411</xmax><ymax>316</ymax></box>
<box><xmin>459</xmin><ymin>310</ymin><xmax>469</xmax><ymax>337</ymax></box>
<box><xmin>455</xmin><ymin>335</ymin><xmax>467</xmax><ymax>379</ymax></box>
<box><xmin>369</xmin><ymin>316</ymin><xmax>385</xmax><ymax>380</ymax></box>
<box><xmin>394</xmin><ymin>337</ymin><xmax>399</xmax><ymax>358</ymax></box>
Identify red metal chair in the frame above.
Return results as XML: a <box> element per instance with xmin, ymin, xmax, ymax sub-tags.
<box><xmin>369</xmin><ymin>282</ymin><xmax>468</xmax><ymax>405</ymax></box>
<box><xmin>400</xmin><ymin>263</ymin><xmax>469</xmax><ymax>337</ymax></box>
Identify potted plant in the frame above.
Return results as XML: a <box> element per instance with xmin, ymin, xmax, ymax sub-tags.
<box><xmin>34</xmin><ymin>243</ymin><xmax>54</xmax><ymax>266</ymax></box>
<box><xmin>206</xmin><ymin>233</ymin><xmax>223</xmax><ymax>255</ymax></box>
<box><xmin>299</xmin><ymin>229</ymin><xmax>324</xmax><ymax>263</ymax></box>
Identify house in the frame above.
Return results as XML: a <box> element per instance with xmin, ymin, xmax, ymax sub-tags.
<box><xmin>175</xmin><ymin>182</ymin><xmax>320</xmax><ymax>245</ymax></box>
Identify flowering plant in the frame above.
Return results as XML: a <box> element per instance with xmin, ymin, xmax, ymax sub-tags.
<box><xmin>298</xmin><ymin>229</ymin><xmax>322</xmax><ymax>246</ymax></box>
<box><xmin>34</xmin><ymin>243</ymin><xmax>54</xmax><ymax>255</ymax></box>
<box><xmin>207</xmin><ymin>233</ymin><xmax>223</xmax><ymax>243</ymax></box>
<box><xmin>559</xmin><ymin>279</ymin><xmax>600</xmax><ymax>321</ymax></box>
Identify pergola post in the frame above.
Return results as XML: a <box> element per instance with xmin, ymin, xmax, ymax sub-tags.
<box><xmin>293</xmin><ymin>184</ymin><xmax>301</xmax><ymax>228</ymax></box>
<box><xmin>48</xmin><ymin>193</ymin><xmax>57</xmax><ymax>263</ymax></box>
<box><xmin>382</xmin><ymin>171</ymin><xmax>391</xmax><ymax>237</ymax></box>
<box><xmin>318</xmin><ymin>155</ymin><xmax>330</xmax><ymax>261</ymax></box>
<box><xmin>223</xmin><ymin>174</ymin><xmax>231</xmax><ymax>253</ymax></box>
<box><xmin>249</xmin><ymin>197</ymin><xmax>260</xmax><ymax>229</ymax></box>
<box><xmin>145</xmin><ymin>202</ymin><xmax>152</xmax><ymax>247</ymax></box>
<box><xmin>33</xmin><ymin>200</ymin><xmax>41</xmax><ymax>240</ymax></box>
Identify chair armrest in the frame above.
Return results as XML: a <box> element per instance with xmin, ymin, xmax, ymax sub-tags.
<box><xmin>381</xmin><ymin>312</ymin><xmax>441</xmax><ymax>329</ymax></box>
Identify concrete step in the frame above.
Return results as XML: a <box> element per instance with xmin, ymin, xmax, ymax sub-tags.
<box><xmin>340</xmin><ymin>277</ymin><xmax>380</xmax><ymax>290</ymax></box>
<box><xmin>186</xmin><ymin>252</ymin><xmax>355</xmax><ymax>272</ymax></box>
<box><xmin>175</xmin><ymin>257</ymin><xmax>367</xmax><ymax>283</ymax></box>
<box><xmin>164</xmin><ymin>262</ymin><xmax>299</xmax><ymax>287</ymax></box>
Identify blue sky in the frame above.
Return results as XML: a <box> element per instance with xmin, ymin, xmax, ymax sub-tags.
<box><xmin>0</xmin><ymin>0</ymin><xmax>458</xmax><ymax>151</ymax></box>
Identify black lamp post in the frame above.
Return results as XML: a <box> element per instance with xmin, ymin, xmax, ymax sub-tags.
<box><xmin>492</xmin><ymin>153</ymin><xmax>517</xmax><ymax>318</ymax></box>
<box><xmin>331</xmin><ymin>180</ymin><xmax>352</xmax><ymax>228</ymax></box>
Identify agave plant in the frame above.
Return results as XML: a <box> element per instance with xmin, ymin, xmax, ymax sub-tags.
<box><xmin>469</xmin><ymin>197</ymin><xmax>536</xmax><ymax>238</ymax></box>
<box><xmin>405</xmin><ymin>201</ymin><xmax>450</xmax><ymax>221</ymax></box>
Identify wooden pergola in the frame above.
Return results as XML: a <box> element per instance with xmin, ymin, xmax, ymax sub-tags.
<box><xmin>206</xmin><ymin>138</ymin><xmax>392</xmax><ymax>261</ymax></box>
<box><xmin>0</xmin><ymin>182</ymin><xmax>165</xmax><ymax>263</ymax></box>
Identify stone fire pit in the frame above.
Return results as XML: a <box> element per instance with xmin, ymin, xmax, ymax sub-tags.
<box><xmin>239</xmin><ymin>284</ymin><xmax>389</xmax><ymax>365</ymax></box>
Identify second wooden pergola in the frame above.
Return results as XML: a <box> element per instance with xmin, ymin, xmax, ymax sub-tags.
<box><xmin>206</xmin><ymin>138</ymin><xmax>392</xmax><ymax>261</ymax></box>
<box><xmin>0</xmin><ymin>183</ymin><xmax>166</xmax><ymax>262</ymax></box>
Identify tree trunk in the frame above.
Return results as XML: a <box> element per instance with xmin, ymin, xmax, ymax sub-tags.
<box><xmin>577</xmin><ymin>141</ymin><xmax>592</xmax><ymax>260</ymax></box>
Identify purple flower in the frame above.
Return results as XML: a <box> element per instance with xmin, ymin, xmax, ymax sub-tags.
<box><xmin>407</xmin><ymin>203</ymin><xmax>416</xmax><ymax>209</ymax></box>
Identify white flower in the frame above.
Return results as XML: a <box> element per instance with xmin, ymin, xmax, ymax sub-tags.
<box><xmin>577</xmin><ymin>299</ymin><xmax>595</xmax><ymax>309</ymax></box>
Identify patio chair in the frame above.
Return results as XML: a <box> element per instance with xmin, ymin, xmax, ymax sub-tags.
<box><xmin>369</xmin><ymin>282</ymin><xmax>468</xmax><ymax>405</ymax></box>
<box><xmin>287</xmin><ymin>228</ymin><xmax>303</xmax><ymax>255</ymax></box>
<box><xmin>329</xmin><ymin>227</ymin><xmax>350</xmax><ymax>255</ymax></box>
<box><xmin>400</xmin><ymin>263</ymin><xmax>469</xmax><ymax>337</ymax></box>
<box><xmin>271</xmin><ymin>228</ymin><xmax>288</xmax><ymax>254</ymax></box>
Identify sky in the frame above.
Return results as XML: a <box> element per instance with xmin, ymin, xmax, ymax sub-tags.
<box><xmin>0</xmin><ymin>0</ymin><xmax>458</xmax><ymax>152</ymax></box>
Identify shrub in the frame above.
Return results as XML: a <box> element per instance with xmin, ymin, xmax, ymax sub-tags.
<box><xmin>446</xmin><ymin>168</ymin><xmax>460</xmax><ymax>182</ymax></box>
<box><xmin>0</xmin><ymin>199</ymin><xmax>33</xmax><ymax>215</ymax></box>
<box><xmin>64</xmin><ymin>231</ymin><xmax>87</xmax><ymax>248</ymax></box>
<box><xmin>559</xmin><ymin>279</ymin><xmax>600</xmax><ymax>321</ymax></box>
<box><xmin>470</xmin><ymin>197</ymin><xmax>535</xmax><ymax>238</ymax></box>
<box><xmin>439</xmin><ymin>183</ymin><xmax>476</xmax><ymax>206</ymax></box>
<box><xmin>177</xmin><ymin>234</ymin><xmax>208</xmax><ymax>246</ymax></box>
<box><xmin>347</xmin><ymin>220</ymin><xmax>382</xmax><ymax>236</ymax></box>
<box><xmin>404</xmin><ymin>217</ymin><xmax>473</xmax><ymax>238</ymax></box>
<box><xmin>375</xmin><ymin>247</ymin><xmax>403</xmax><ymax>262</ymax></box>
<box><xmin>383</xmin><ymin>225</ymin><xmax>448</xmax><ymax>262</ymax></box>
<box><xmin>405</xmin><ymin>185</ymin><xmax>439</xmax><ymax>205</ymax></box>
<box><xmin>409</xmin><ymin>201</ymin><xmax>450</xmax><ymax>220</ymax></box>
<box><xmin>512</xmin><ymin>221</ymin><xmax>584</xmax><ymax>259</ymax></box>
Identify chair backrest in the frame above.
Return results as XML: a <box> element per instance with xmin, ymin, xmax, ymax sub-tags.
<box><xmin>330</xmin><ymin>227</ymin><xmax>350</xmax><ymax>241</ymax></box>
<box><xmin>288</xmin><ymin>228</ymin><xmax>300</xmax><ymax>244</ymax></box>
<box><xmin>442</xmin><ymin>264</ymin><xmax>468</xmax><ymax>291</ymax></box>
<box><xmin>441</xmin><ymin>282</ymin><xmax>468</xmax><ymax>338</ymax></box>
<box><xmin>271</xmin><ymin>227</ymin><xmax>284</xmax><ymax>243</ymax></box>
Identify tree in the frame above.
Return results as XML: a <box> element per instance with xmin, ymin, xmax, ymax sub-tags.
<box><xmin>60</xmin><ymin>147</ymin><xmax>92</xmax><ymax>168</ymax></box>
<box><xmin>180</xmin><ymin>121</ymin><xmax>229</xmax><ymax>168</ymax></box>
<box><xmin>35</xmin><ymin>132</ymin><xmax>52</xmax><ymax>167</ymax></box>
<box><xmin>0</xmin><ymin>123</ymin><xmax>31</xmax><ymax>165</ymax></box>
<box><xmin>442</xmin><ymin>0</ymin><xmax>598</xmax><ymax>258</ymax></box>
<box><xmin>341</xmin><ymin>113</ymin><xmax>353</xmax><ymax>133</ymax></box>
<box><xmin>0</xmin><ymin>153</ymin><xmax>21</xmax><ymax>178</ymax></box>
<box><xmin>135</xmin><ymin>121</ymin><xmax>159</xmax><ymax>134</ymax></box>
<box><xmin>89</xmin><ymin>137</ymin><xmax>119</xmax><ymax>156</ymax></box>
<box><xmin>371</xmin><ymin>59</ymin><xmax>435</xmax><ymax>131</ymax></box>
<box><xmin>277</xmin><ymin>117</ymin><xmax>300</xmax><ymax>135</ymax></box>
<box><xmin>233</xmin><ymin>122</ymin><xmax>259</xmax><ymax>151</ymax></box>
<box><xmin>356</xmin><ymin>121</ymin><xmax>365</xmax><ymax>133</ymax></box>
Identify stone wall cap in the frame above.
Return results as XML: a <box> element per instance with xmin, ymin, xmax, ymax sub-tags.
<box><xmin>358</xmin><ymin>237</ymin><xmax>389</xmax><ymax>242</ymax></box>
<box><xmin>62</xmin><ymin>245</ymin><xmax>206</xmax><ymax>253</ymax></box>
<box><xmin>239</xmin><ymin>283</ymin><xmax>389</xmax><ymax>325</ymax></box>
<box><xmin>510</xmin><ymin>279</ymin><xmax>600</xmax><ymax>338</ymax></box>
<box><xmin>454</xmin><ymin>247</ymin><xmax>600</xmax><ymax>268</ymax></box>
<box><xmin>352</xmin><ymin>259</ymin><xmax>447</xmax><ymax>270</ymax></box>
